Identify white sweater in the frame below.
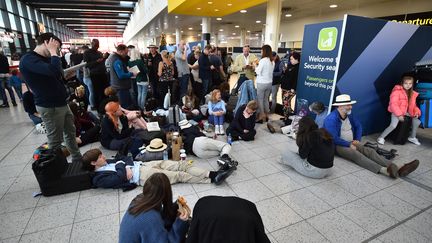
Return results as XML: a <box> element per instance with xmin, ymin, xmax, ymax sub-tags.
<box><xmin>255</xmin><ymin>57</ymin><xmax>274</xmax><ymax>84</ymax></box>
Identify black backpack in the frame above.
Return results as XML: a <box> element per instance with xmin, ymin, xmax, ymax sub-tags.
<box><xmin>389</xmin><ymin>116</ymin><xmax>412</xmax><ymax>145</ymax></box>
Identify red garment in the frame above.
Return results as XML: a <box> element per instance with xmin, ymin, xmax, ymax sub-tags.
<box><xmin>388</xmin><ymin>85</ymin><xmax>421</xmax><ymax>117</ymax></box>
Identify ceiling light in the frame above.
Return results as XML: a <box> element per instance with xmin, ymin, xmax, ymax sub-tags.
<box><xmin>256</xmin><ymin>20</ymin><xmax>261</xmax><ymax>23</ymax></box>
<box><xmin>188</xmin><ymin>27</ymin><xmax>193</xmax><ymax>30</ymax></box>
<box><xmin>329</xmin><ymin>4</ymin><xmax>338</xmax><ymax>8</ymax></box>
<box><xmin>285</xmin><ymin>14</ymin><xmax>292</xmax><ymax>17</ymax></box>
<box><xmin>216</xmin><ymin>18</ymin><xmax>222</xmax><ymax>21</ymax></box>
<box><xmin>197</xmin><ymin>7</ymin><xmax>201</xmax><ymax>10</ymax></box>
<box><xmin>240</xmin><ymin>10</ymin><xmax>247</xmax><ymax>13</ymax></box>
<box><xmin>200</xmin><ymin>23</ymin><xmax>203</xmax><ymax>26</ymax></box>
<box><xmin>208</xmin><ymin>1</ymin><xmax>213</xmax><ymax>4</ymax></box>
<box><xmin>164</xmin><ymin>22</ymin><xmax>167</xmax><ymax>24</ymax></box>
<box><xmin>120</xmin><ymin>1</ymin><xmax>134</xmax><ymax>6</ymax></box>
<box><xmin>198</xmin><ymin>34</ymin><xmax>201</xmax><ymax>36</ymax></box>
<box><xmin>175</xmin><ymin>16</ymin><xmax>178</xmax><ymax>18</ymax></box>
<box><xmin>181</xmin><ymin>30</ymin><xmax>184</xmax><ymax>33</ymax></box>
<box><xmin>235</xmin><ymin>25</ymin><xmax>239</xmax><ymax>28</ymax></box>
<box><xmin>215</xmin><ymin>9</ymin><xmax>219</xmax><ymax>11</ymax></box>
<box><xmin>219</xmin><ymin>29</ymin><xmax>223</xmax><ymax>31</ymax></box>
<box><xmin>232</xmin><ymin>33</ymin><xmax>236</xmax><ymax>35</ymax></box>
<box><xmin>156</xmin><ymin>27</ymin><xmax>159</xmax><ymax>29</ymax></box>
<box><xmin>247</xmin><ymin>30</ymin><xmax>250</xmax><ymax>33</ymax></box>
<box><xmin>255</xmin><ymin>33</ymin><xmax>259</xmax><ymax>36</ymax></box>
<box><xmin>227</xmin><ymin>3</ymin><xmax>232</xmax><ymax>6</ymax></box>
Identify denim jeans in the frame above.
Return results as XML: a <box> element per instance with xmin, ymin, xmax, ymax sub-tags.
<box><xmin>0</xmin><ymin>77</ymin><xmax>16</xmax><ymax>105</ymax></box>
<box><xmin>201</xmin><ymin>79</ymin><xmax>211</xmax><ymax>104</ymax></box>
<box><xmin>36</xmin><ymin>105</ymin><xmax>82</xmax><ymax>161</ymax></box>
<box><xmin>12</xmin><ymin>84</ymin><xmax>22</xmax><ymax>100</ymax></box>
<box><xmin>179</xmin><ymin>74</ymin><xmax>190</xmax><ymax>99</ymax></box>
<box><xmin>83</xmin><ymin>76</ymin><xmax>95</xmax><ymax>108</ymax></box>
<box><xmin>28</xmin><ymin>113</ymin><xmax>43</xmax><ymax>125</ymax></box>
<box><xmin>271</xmin><ymin>84</ymin><xmax>280</xmax><ymax>113</ymax></box>
<box><xmin>209</xmin><ymin>114</ymin><xmax>224</xmax><ymax>125</ymax></box>
<box><xmin>137</xmin><ymin>82</ymin><xmax>148</xmax><ymax>110</ymax></box>
<box><xmin>117</xmin><ymin>88</ymin><xmax>132</xmax><ymax>109</ymax></box>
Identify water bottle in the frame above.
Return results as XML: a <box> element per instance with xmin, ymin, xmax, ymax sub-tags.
<box><xmin>227</xmin><ymin>133</ymin><xmax>232</xmax><ymax>145</ymax></box>
<box><xmin>163</xmin><ymin>149</ymin><xmax>168</xmax><ymax>160</ymax></box>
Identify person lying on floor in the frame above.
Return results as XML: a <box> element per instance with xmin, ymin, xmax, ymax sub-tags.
<box><xmin>323</xmin><ymin>94</ymin><xmax>419</xmax><ymax>178</ymax></box>
<box><xmin>179</xmin><ymin>120</ymin><xmax>238</xmax><ymax>168</ymax></box>
<box><xmin>280</xmin><ymin>116</ymin><xmax>334</xmax><ymax>179</ymax></box>
<box><xmin>81</xmin><ymin>147</ymin><xmax>234</xmax><ymax>190</ymax></box>
<box><xmin>226</xmin><ymin>100</ymin><xmax>258</xmax><ymax>141</ymax></box>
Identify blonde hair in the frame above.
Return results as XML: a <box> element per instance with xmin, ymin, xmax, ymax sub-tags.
<box><xmin>75</xmin><ymin>85</ymin><xmax>85</xmax><ymax>97</ymax></box>
<box><xmin>210</xmin><ymin>89</ymin><xmax>221</xmax><ymax>103</ymax></box>
<box><xmin>247</xmin><ymin>100</ymin><xmax>258</xmax><ymax>111</ymax></box>
<box><xmin>160</xmin><ymin>50</ymin><xmax>169</xmax><ymax>59</ymax></box>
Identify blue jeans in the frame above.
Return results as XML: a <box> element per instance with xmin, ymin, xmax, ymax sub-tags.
<box><xmin>12</xmin><ymin>84</ymin><xmax>22</xmax><ymax>100</ymax></box>
<box><xmin>137</xmin><ymin>82</ymin><xmax>148</xmax><ymax>110</ymax></box>
<box><xmin>209</xmin><ymin>115</ymin><xmax>224</xmax><ymax>125</ymax></box>
<box><xmin>179</xmin><ymin>74</ymin><xmax>190</xmax><ymax>98</ymax></box>
<box><xmin>0</xmin><ymin>77</ymin><xmax>16</xmax><ymax>104</ymax></box>
<box><xmin>201</xmin><ymin>79</ymin><xmax>211</xmax><ymax>103</ymax></box>
<box><xmin>83</xmin><ymin>77</ymin><xmax>95</xmax><ymax>108</ymax></box>
<box><xmin>28</xmin><ymin>113</ymin><xmax>43</xmax><ymax>125</ymax></box>
<box><xmin>117</xmin><ymin>88</ymin><xmax>132</xmax><ymax>108</ymax></box>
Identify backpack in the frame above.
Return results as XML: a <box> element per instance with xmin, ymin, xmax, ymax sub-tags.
<box><xmin>389</xmin><ymin>116</ymin><xmax>412</xmax><ymax>145</ymax></box>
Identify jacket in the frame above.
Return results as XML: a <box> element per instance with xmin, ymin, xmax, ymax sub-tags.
<box><xmin>231</xmin><ymin>104</ymin><xmax>256</xmax><ymax>133</ymax></box>
<box><xmin>255</xmin><ymin>57</ymin><xmax>274</xmax><ymax>84</ymax></box>
<box><xmin>281</xmin><ymin>63</ymin><xmax>299</xmax><ymax>91</ymax></box>
<box><xmin>298</xmin><ymin>130</ymin><xmax>334</xmax><ymax>169</ymax></box>
<box><xmin>92</xmin><ymin>157</ymin><xmax>136</xmax><ymax>190</ymax></box>
<box><xmin>234</xmin><ymin>80</ymin><xmax>257</xmax><ymax>113</ymax></box>
<box><xmin>323</xmin><ymin>109</ymin><xmax>362</xmax><ymax>147</ymax></box>
<box><xmin>181</xmin><ymin>126</ymin><xmax>205</xmax><ymax>155</ymax></box>
<box><xmin>110</xmin><ymin>53</ymin><xmax>133</xmax><ymax>90</ymax></box>
<box><xmin>388</xmin><ymin>85</ymin><xmax>421</xmax><ymax>117</ymax></box>
<box><xmin>128</xmin><ymin>59</ymin><xmax>148</xmax><ymax>83</ymax></box>
<box><xmin>231</xmin><ymin>53</ymin><xmax>258</xmax><ymax>80</ymax></box>
<box><xmin>100</xmin><ymin>115</ymin><xmax>133</xmax><ymax>148</ymax></box>
<box><xmin>198</xmin><ymin>53</ymin><xmax>211</xmax><ymax>80</ymax></box>
<box><xmin>83</xmin><ymin>48</ymin><xmax>106</xmax><ymax>74</ymax></box>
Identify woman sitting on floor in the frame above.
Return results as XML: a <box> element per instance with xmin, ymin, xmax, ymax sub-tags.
<box><xmin>280</xmin><ymin>116</ymin><xmax>334</xmax><ymax>179</ymax></box>
<box><xmin>226</xmin><ymin>100</ymin><xmax>258</xmax><ymax>141</ymax></box>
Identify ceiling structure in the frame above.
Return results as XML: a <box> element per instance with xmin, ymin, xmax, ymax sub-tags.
<box><xmin>134</xmin><ymin>0</ymin><xmax>395</xmax><ymax>42</ymax></box>
<box><xmin>20</xmin><ymin>0</ymin><xmax>138</xmax><ymax>37</ymax></box>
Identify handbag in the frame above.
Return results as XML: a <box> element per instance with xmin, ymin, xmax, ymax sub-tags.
<box><xmin>32</xmin><ymin>148</ymin><xmax>68</xmax><ymax>182</ymax></box>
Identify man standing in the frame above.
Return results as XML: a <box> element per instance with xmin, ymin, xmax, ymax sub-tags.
<box><xmin>198</xmin><ymin>45</ymin><xmax>212</xmax><ymax>104</ymax></box>
<box><xmin>175</xmin><ymin>40</ymin><xmax>190</xmax><ymax>99</ymax></box>
<box><xmin>147</xmin><ymin>45</ymin><xmax>162</xmax><ymax>101</ymax></box>
<box><xmin>109</xmin><ymin>44</ymin><xmax>134</xmax><ymax>108</ymax></box>
<box><xmin>83</xmin><ymin>39</ymin><xmax>109</xmax><ymax>110</ymax></box>
<box><xmin>231</xmin><ymin>45</ymin><xmax>257</xmax><ymax>81</ymax></box>
<box><xmin>323</xmin><ymin>94</ymin><xmax>419</xmax><ymax>178</ymax></box>
<box><xmin>0</xmin><ymin>51</ymin><xmax>17</xmax><ymax>108</ymax></box>
<box><xmin>19</xmin><ymin>33</ymin><xmax>82</xmax><ymax>162</ymax></box>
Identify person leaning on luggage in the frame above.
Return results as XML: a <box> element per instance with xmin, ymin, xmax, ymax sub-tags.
<box><xmin>323</xmin><ymin>94</ymin><xmax>419</xmax><ymax>178</ymax></box>
<box><xmin>81</xmin><ymin>146</ymin><xmax>235</xmax><ymax>190</ymax></box>
<box><xmin>377</xmin><ymin>72</ymin><xmax>422</xmax><ymax>145</ymax></box>
<box><xmin>19</xmin><ymin>33</ymin><xmax>83</xmax><ymax>163</ymax></box>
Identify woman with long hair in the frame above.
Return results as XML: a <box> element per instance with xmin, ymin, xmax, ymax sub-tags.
<box><xmin>281</xmin><ymin>116</ymin><xmax>334</xmax><ymax>178</ymax></box>
<box><xmin>119</xmin><ymin>173</ymin><xmax>190</xmax><ymax>243</ymax></box>
<box><xmin>281</xmin><ymin>52</ymin><xmax>300</xmax><ymax>121</ymax></box>
<box><xmin>128</xmin><ymin>48</ymin><xmax>149</xmax><ymax>110</ymax></box>
<box><xmin>254</xmin><ymin>45</ymin><xmax>274</xmax><ymax>123</ymax></box>
<box><xmin>158</xmin><ymin>50</ymin><xmax>175</xmax><ymax>107</ymax></box>
<box><xmin>100</xmin><ymin>101</ymin><xmax>134</xmax><ymax>151</ymax></box>
<box><xmin>208</xmin><ymin>89</ymin><xmax>226</xmax><ymax>135</ymax></box>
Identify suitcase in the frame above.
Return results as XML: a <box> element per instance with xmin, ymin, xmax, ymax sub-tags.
<box><xmin>419</xmin><ymin>99</ymin><xmax>432</xmax><ymax>128</ymax></box>
<box><xmin>32</xmin><ymin>149</ymin><xmax>93</xmax><ymax>196</ymax></box>
<box><xmin>389</xmin><ymin>116</ymin><xmax>412</xmax><ymax>145</ymax></box>
<box><xmin>167</xmin><ymin>105</ymin><xmax>181</xmax><ymax>125</ymax></box>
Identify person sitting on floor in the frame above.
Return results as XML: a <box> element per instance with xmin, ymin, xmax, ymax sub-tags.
<box><xmin>119</xmin><ymin>173</ymin><xmax>190</xmax><ymax>243</ymax></box>
<box><xmin>179</xmin><ymin>120</ymin><xmax>237</xmax><ymax>168</ymax></box>
<box><xmin>69</xmin><ymin>102</ymin><xmax>100</xmax><ymax>147</ymax></box>
<box><xmin>226</xmin><ymin>100</ymin><xmax>258</xmax><ymax>141</ymax></box>
<box><xmin>309</xmin><ymin>101</ymin><xmax>328</xmax><ymax>128</ymax></box>
<box><xmin>81</xmin><ymin>147</ymin><xmax>234</xmax><ymax>190</ymax></box>
<box><xmin>281</xmin><ymin>116</ymin><xmax>334</xmax><ymax>179</ymax></box>
<box><xmin>181</xmin><ymin>88</ymin><xmax>202</xmax><ymax>122</ymax></box>
<box><xmin>208</xmin><ymin>89</ymin><xmax>226</xmax><ymax>135</ymax></box>
<box><xmin>323</xmin><ymin>94</ymin><xmax>419</xmax><ymax>178</ymax></box>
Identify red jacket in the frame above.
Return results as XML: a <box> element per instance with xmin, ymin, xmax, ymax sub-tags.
<box><xmin>388</xmin><ymin>85</ymin><xmax>421</xmax><ymax>117</ymax></box>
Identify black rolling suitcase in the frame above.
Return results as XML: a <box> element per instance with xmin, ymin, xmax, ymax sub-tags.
<box><xmin>389</xmin><ymin>116</ymin><xmax>412</xmax><ymax>145</ymax></box>
<box><xmin>32</xmin><ymin>148</ymin><xmax>93</xmax><ymax>196</ymax></box>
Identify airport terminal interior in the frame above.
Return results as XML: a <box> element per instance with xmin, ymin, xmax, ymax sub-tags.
<box><xmin>1</xmin><ymin>0</ymin><xmax>432</xmax><ymax>242</ymax></box>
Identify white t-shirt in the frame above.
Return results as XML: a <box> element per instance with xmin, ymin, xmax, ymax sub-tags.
<box><xmin>340</xmin><ymin>118</ymin><xmax>353</xmax><ymax>142</ymax></box>
<box><xmin>255</xmin><ymin>57</ymin><xmax>274</xmax><ymax>84</ymax></box>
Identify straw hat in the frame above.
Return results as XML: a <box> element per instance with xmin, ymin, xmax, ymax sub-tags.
<box><xmin>179</xmin><ymin>120</ymin><xmax>192</xmax><ymax>130</ymax></box>
<box><xmin>332</xmin><ymin>94</ymin><xmax>357</xmax><ymax>106</ymax></box>
<box><xmin>145</xmin><ymin>138</ymin><xmax>167</xmax><ymax>152</ymax></box>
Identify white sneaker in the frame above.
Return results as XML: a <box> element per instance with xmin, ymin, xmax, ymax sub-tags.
<box><xmin>377</xmin><ymin>137</ymin><xmax>385</xmax><ymax>145</ymax></box>
<box><xmin>215</xmin><ymin>125</ymin><xmax>220</xmax><ymax>135</ymax></box>
<box><xmin>219</xmin><ymin>125</ymin><xmax>225</xmax><ymax>135</ymax></box>
<box><xmin>408</xmin><ymin>137</ymin><xmax>421</xmax><ymax>145</ymax></box>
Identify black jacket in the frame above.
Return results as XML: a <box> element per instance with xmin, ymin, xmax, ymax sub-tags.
<box><xmin>230</xmin><ymin>104</ymin><xmax>256</xmax><ymax>132</ymax></box>
<box><xmin>281</xmin><ymin>63</ymin><xmax>299</xmax><ymax>90</ymax></box>
<box><xmin>100</xmin><ymin>115</ymin><xmax>133</xmax><ymax>148</ymax></box>
<box><xmin>0</xmin><ymin>53</ymin><xmax>9</xmax><ymax>74</ymax></box>
<box><xmin>147</xmin><ymin>52</ymin><xmax>162</xmax><ymax>80</ymax></box>
<box><xmin>186</xmin><ymin>196</ymin><xmax>270</xmax><ymax>243</ymax></box>
<box><xmin>298</xmin><ymin>130</ymin><xmax>334</xmax><ymax>169</ymax></box>
<box><xmin>83</xmin><ymin>49</ymin><xmax>106</xmax><ymax>74</ymax></box>
<box><xmin>181</xmin><ymin>126</ymin><xmax>205</xmax><ymax>155</ymax></box>
<box><xmin>92</xmin><ymin>156</ymin><xmax>137</xmax><ymax>190</ymax></box>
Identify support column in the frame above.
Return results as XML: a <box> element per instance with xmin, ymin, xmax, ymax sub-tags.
<box><xmin>264</xmin><ymin>0</ymin><xmax>282</xmax><ymax>50</ymax></box>
<box><xmin>213</xmin><ymin>33</ymin><xmax>218</xmax><ymax>46</ymax></box>
<box><xmin>202</xmin><ymin>17</ymin><xmax>211</xmax><ymax>44</ymax></box>
<box><xmin>240</xmin><ymin>28</ymin><xmax>246</xmax><ymax>47</ymax></box>
<box><xmin>175</xmin><ymin>28</ymin><xmax>181</xmax><ymax>45</ymax></box>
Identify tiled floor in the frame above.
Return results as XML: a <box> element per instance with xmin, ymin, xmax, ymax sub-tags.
<box><xmin>1</xmin><ymin>102</ymin><xmax>432</xmax><ymax>243</ymax></box>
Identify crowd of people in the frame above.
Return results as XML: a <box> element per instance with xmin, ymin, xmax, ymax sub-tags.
<box><xmin>1</xmin><ymin>32</ymin><xmax>422</xmax><ymax>242</ymax></box>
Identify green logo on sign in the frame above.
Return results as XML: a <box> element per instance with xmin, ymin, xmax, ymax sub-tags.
<box><xmin>318</xmin><ymin>27</ymin><xmax>337</xmax><ymax>51</ymax></box>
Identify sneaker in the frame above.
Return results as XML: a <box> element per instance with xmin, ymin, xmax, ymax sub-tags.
<box><xmin>377</xmin><ymin>137</ymin><xmax>385</xmax><ymax>145</ymax></box>
<box><xmin>219</xmin><ymin>126</ymin><xmax>225</xmax><ymax>135</ymax></box>
<box><xmin>387</xmin><ymin>163</ymin><xmax>399</xmax><ymax>178</ymax></box>
<box><xmin>217</xmin><ymin>155</ymin><xmax>238</xmax><ymax>170</ymax></box>
<box><xmin>408</xmin><ymin>137</ymin><xmax>421</xmax><ymax>146</ymax></box>
<box><xmin>398</xmin><ymin>159</ymin><xmax>419</xmax><ymax>177</ymax></box>
<box><xmin>214</xmin><ymin>167</ymin><xmax>235</xmax><ymax>185</ymax></box>
<box><xmin>0</xmin><ymin>104</ymin><xmax>9</xmax><ymax>108</ymax></box>
<box><xmin>267</xmin><ymin>123</ymin><xmax>276</xmax><ymax>133</ymax></box>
